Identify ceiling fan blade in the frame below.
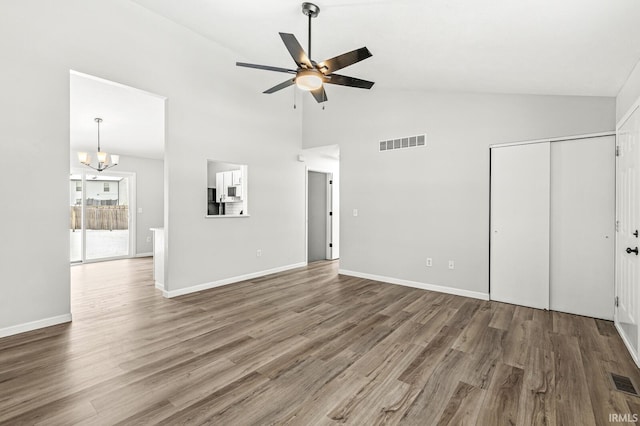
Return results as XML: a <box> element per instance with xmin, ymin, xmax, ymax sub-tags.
<box><xmin>310</xmin><ymin>86</ymin><xmax>328</xmax><ymax>103</ymax></box>
<box><xmin>317</xmin><ymin>47</ymin><xmax>372</xmax><ymax>74</ymax></box>
<box><xmin>263</xmin><ymin>79</ymin><xmax>296</xmax><ymax>94</ymax></box>
<box><xmin>326</xmin><ymin>74</ymin><xmax>375</xmax><ymax>89</ymax></box>
<box><xmin>236</xmin><ymin>62</ymin><xmax>296</xmax><ymax>74</ymax></box>
<box><xmin>279</xmin><ymin>33</ymin><xmax>313</xmax><ymax>68</ymax></box>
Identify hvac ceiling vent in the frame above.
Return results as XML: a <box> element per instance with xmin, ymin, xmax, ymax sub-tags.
<box><xmin>379</xmin><ymin>134</ymin><xmax>426</xmax><ymax>152</ymax></box>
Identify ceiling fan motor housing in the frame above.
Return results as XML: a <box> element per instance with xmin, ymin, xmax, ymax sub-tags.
<box><xmin>302</xmin><ymin>2</ymin><xmax>320</xmax><ymax>17</ymax></box>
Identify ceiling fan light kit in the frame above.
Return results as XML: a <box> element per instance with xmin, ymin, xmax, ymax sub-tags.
<box><xmin>236</xmin><ymin>2</ymin><xmax>374</xmax><ymax>104</ymax></box>
<box><xmin>296</xmin><ymin>69</ymin><xmax>323</xmax><ymax>91</ymax></box>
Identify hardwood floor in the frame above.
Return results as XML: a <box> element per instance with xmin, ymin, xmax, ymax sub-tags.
<box><xmin>1</xmin><ymin>258</ymin><xmax>639</xmax><ymax>425</ymax></box>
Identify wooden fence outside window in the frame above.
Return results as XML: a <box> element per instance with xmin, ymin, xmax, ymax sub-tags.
<box><xmin>70</xmin><ymin>206</ymin><xmax>129</xmax><ymax>230</ymax></box>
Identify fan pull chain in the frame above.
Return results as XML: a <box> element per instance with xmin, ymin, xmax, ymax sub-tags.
<box><xmin>293</xmin><ymin>87</ymin><xmax>297</xmax><ymax>109</ymax></box>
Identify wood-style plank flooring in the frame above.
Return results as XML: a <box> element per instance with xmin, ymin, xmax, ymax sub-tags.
<box><xmin>1</xmin><ymin>258</ymin><xmax>639</xmax><ymax>425</ymax></box>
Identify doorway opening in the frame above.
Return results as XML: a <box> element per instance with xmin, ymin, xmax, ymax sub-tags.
<box><xmin>302</xmin><ymin>144</ymin><xmax>340</xmax><ymax>264</ymax></box>
<box><xmin>70</xmin><ymin>170</ymin><xmax>136</xmax><ymax>263</ymax></box>
<box><xmin>70</xmin><ymin>70</ymin><xmax>166</xmax><ymax>270</ymax></box>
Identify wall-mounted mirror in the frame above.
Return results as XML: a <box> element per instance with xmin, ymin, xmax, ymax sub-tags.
<box><xmin>207</xmin><ymin>160</ymin><xmax>248</xmax><ymax>217</ymax></box>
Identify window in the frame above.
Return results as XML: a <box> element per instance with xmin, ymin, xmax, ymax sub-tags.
<box><xmin>75</xmin><ymin>181</ymin><xmax>81</xmax><ymax>191</ymax></box>
<box><xmin>104</xmin><ymin>182</ymin><xmax>110</xmax><ymax>192</ymax></box>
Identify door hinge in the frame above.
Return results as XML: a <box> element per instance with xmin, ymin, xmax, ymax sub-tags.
<box><xmin>616</xmin><ymin>146</ymin><xmax>621</xmax><ymax>157</ymax></box>
<box><xmin>615</xmin><ymin>296</ymin><xmax>619</xmax><ymax>307</ymax></box>
<box><xmin>329</xmin><ymin>211</ymin><xmax>332</xmax><ymax>216</ymax></box>
<box><xmin>329</xmin><ymin>243</ymin><xmax>333</xmax><ymax>248</ymax></box>
<box><xmin>616</xmin><ymin>220</ymin><xmax>620</xmax><ymax>232</ymax></box>
<box><xmin>329</xmin><ymin>180</ymin><xmax>333</xmax><ymax>184</ymax></box>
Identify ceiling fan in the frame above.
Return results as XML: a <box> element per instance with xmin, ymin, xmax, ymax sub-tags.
<box><xmin>236</xmin><ymin>2</ymin><xmax>374</xmax><ymax>104</ymax></box>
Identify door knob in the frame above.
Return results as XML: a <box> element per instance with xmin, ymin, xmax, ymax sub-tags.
<box><xmin>634</xmin><ymin>230</ymin><xmax>639</xmax><ymax>238</ymax></box>
<box><xmin>627</xmin><ymin>247</ymin><xmax>639</xmax><ymax>255</ymax></box>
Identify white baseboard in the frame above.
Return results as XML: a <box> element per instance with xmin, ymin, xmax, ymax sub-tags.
<box><xmin>0</xmin><ymin>313</ymin><xmax>72</xmax><ymax>339</ymax></box>
<box><xmin>155</xmin><ymin>281</ymin><xmax>164</xmax><ymax>291</ymax></box>
<box><xmin>163</xmin><ymin>262</ymin><xmax>308</xmax><ymax>298</ymax></box>
<box><xmin>615</xmin><ymin>321</ymin><xmax>640</xmax><ymax>368</ymax></box>
<box><xmin>136</xmin><ymin>252</ymin><xmax>153</xmax><ymax>258</ymax></box>
<box><xmin>338</xmin><ymin>269</ymin><xmax>490</xmax><ymax>301</ymax></box>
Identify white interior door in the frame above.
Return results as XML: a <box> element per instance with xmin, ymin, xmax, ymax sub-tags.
<box><xmin>490</xmin><ymin>142</ymin><xmax>550</xmax><ymax>309</ymax></box>
<box><xmin>550</xmin><ymin>136</ymin><xmax>615</xmax><ymax>319</ymax></box>
<box><xmin>308</xmin><ymin>171</ymin><xmax>328</xmax><ymax>262</ymax></box>
<box><xmin>616</xmin><ymin>105</ymin><xmax>640</xmax><ymax>364</ymax></box>
<box><xmin>326</xmin><ymin>173</ymin><xmax>333</xmax><ymax>260</ymax></box>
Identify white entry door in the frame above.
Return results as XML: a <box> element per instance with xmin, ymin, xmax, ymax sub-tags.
<box><xmin>490</xmin><ymin>142</ymin><xmax>550</xmax><ymax>310</ymax></box>
<box><xmin>616</xmin><ymin>105</ymin><xmax>640</xmax><ymax>364</ymax></box>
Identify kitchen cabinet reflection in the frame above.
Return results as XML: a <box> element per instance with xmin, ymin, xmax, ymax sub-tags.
<box><xmin>207</xmin><ymin>160</ymin><xmax>248</xmax><ymax>216</ymax></box>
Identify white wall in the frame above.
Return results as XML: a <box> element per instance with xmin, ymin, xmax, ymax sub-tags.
<box><xmin>617</xmin><ymin>58</ymin><xmax>640</xmax><ymax>122</ymax></box>
<box><xmin>0</xmin><ymin>0</ymin><xmax>304</xmax><ymax>333</ymax></box>
<box><xmin>115</xmin><ymin>155</ymin><xmax>164</xmax><ymax>256</ymax></box>
<box><xmin>302</xmin><ymin>89</ymin><xmax>615</xmax><ymax>296</ymax></box>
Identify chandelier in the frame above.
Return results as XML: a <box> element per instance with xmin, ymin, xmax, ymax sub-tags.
<box><xmin>77</xmin><ymin>118</ymin><xmax>119</xmax><ymax>172</ymax></box>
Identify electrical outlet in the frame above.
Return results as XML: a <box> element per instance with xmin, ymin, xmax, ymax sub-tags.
<box><xmin>448</xmin><ymin>260</ymin><xmax>455</xmax><ymax>269</ymax></box>
<box><xmin>426</xmin><ymin>257</ymin><xmax>433</xmax><ymax>267</ymax></box>
<box><xmin>146</xmin><ymin>236</ymin><xmax>151</xmax><ymax>243</ymax></box>
<box><xmin>353</xmin><ymin>209</ymin><xmax>358</xmax><ymax>217</ymax></box>
<box><xmin>256</xmin><ymin>249</ymin><xmax>262</xmax><ymax>257</ymax></box>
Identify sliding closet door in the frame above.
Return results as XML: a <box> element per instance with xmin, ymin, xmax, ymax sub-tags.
<box><xmin>550</xmin><ymin>136</ymin><xmax>615</xmax><ymax>319</ymax></box>
<box><xmin>490</xmin><ymin>142</ymin><xmax>550</xmax><ymax>309</ymax></box>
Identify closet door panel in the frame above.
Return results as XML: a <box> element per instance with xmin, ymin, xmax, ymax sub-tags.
<box><xmin>490</xmin><ymin>142</ymin><xmax>550</xmax><ymax>309</ymax></box>
<box><xmin>550</xmin><ymin>136</ymin><xmax>615</xmax><ymax>319</ymax></box>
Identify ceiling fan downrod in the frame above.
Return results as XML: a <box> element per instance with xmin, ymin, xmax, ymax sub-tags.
<box><xmin>302</xmin><ymin>2</ymin><xmax>320</xmax><ymax>63</ymax></box>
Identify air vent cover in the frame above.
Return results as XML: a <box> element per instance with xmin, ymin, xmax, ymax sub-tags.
<box><xmin>379</xmin><ymin>134</ymin><xmax>426</xmax><ymax>152</ymax></box>
<box><xmin>611</xmin><ymin>373</ymin><xmax>639</xmax><ymax>396</ymax></box>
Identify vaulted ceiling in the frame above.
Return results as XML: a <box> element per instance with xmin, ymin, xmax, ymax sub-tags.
<box><xmin>131</xmin><ymin>0</ymin><xmax>640</xmax><ymax>97</ymax></box>
<box><xmin>70</xmin><ymin>1</ymin><xmax>640</xmax><ymax>161</ymax></box>
<box><xmin>70</xmin><ymin>72</ymin><xmax>165</xmax><ymax>161</ymax></box>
